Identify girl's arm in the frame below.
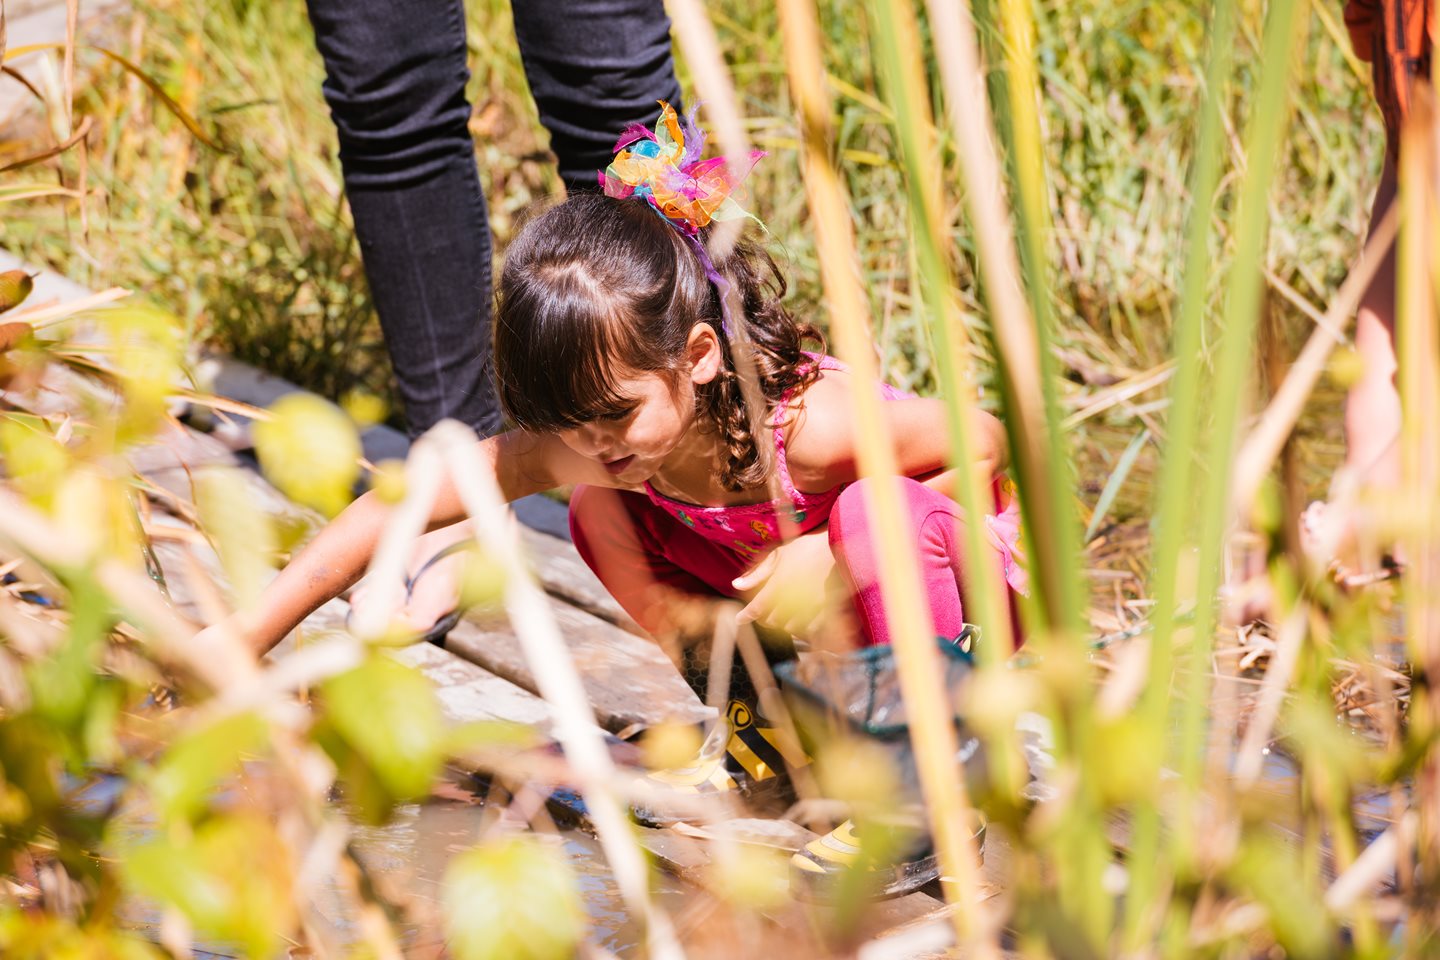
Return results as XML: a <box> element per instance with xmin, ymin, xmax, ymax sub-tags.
<box><xmin>237</xmin><ymin>430</ymin><xmax>603</xmax><ymax>655</ymax></box>
<box><xmin>783</xmin><ymin>372</ymin><xmax>1008</xmax><ymax>498</ymax></box>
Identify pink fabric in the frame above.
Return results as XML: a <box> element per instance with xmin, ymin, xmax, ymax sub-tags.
<box><xmin>570</xmin><ymin>476</ymin><xmax>1027</xmax><ymax>649</ymax></box>
<box><xmin>827</xmin><ymin>477</ymin><xmax>1026</xmax><ymax>647</ymax></box>
<box><xmin>640</xmin><ymin>355</ymin><xmax>908</xmax><ymax>556</ymax></box>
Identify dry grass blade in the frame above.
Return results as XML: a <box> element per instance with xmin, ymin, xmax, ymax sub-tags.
<box><xmin>1325</xmin><ymin>812</ymin><xmax>1416</xmax><ymax>911</ymax></box>
<box><xmin>1062</xmin><ymin>361</ymin><xmax>1176</xmax><ymax>431</ymax></box>
<box><xmin>5</xmin><ymin>285</ymin><xmax>128</xmax><ymax>327</ymax></box>
<box><xmin>0</xmin><ymin>114</ymin><xmax>92</xmax><ymax>173</ymax></box>
<box><xmin>63</xmin><ymin>0</ymin><xmax>76</xmax><ymax>134</ymax></box>
<box><xmin>4</xmin><ymin>43</ymin><xmax>225</xmax><ymax>150</ymax></box>
<box><xmin>1233</xmin><ymin>606</ymin><xmax>1305</xmax><ymax>787</ymax></box>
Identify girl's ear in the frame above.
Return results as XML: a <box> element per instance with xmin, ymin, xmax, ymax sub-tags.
<box><xmin>686</xmin><ymin>322</ymin><xmax>723</xmax><ymax>385</ymax></box>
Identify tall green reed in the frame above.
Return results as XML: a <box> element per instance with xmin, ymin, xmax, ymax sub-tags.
<box><xmin>774</xmin><ymin>0</ymin><xmax>996</xmax><ymax>952</ymax></box>
<box><xmin>1122</xmin><ymin>0</ymin><xmax>1240</xmax><ymax>943</ymax></box>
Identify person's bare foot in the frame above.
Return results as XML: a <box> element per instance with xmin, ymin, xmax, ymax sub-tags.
<box><xmin>1300</xmin><ymin>499</ymin><xmax>1402</xmax><ymax>588</ymax></box>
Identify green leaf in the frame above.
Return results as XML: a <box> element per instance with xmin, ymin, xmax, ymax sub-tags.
<box><xmin>443</xmin><ymin>837</ymin><xmax>585</xmax><ymax>960</ymax></box>
<box><xmin>320</xmin><ymin>656</ymin><xmax>444</xmax><ymax>819</ymax></box>
<box><xmin>443</xmin><ymin>720</ymin><xmax>542</xmax><ymax>756</ymax></box>
<box><xmin>0</xmin><ymin>417</ymin><xmax>69</xmax><ymax>508</ymax></box>
<box><xmin>1083</xmin><ymin>427</ymin><xmax>1149</xmax><ymax>542</ymax></box>
<box><xmin>252</xmin><ymin>393</ymin><xmax>361</xmax><ymax>517</ymax></box>
<box><xmin>195</xmin><ymin>468</ymin><xmax>277</xmax><ymax>614</ymax></box>
<box><xmin>26</xmin><ymin>581</ymin><xmax>108</xmax><ymax>731</ymax></box>
<box><xmin>148</xmin><ymin>712</ymin><xmax>268</xmax><ymax>825</ymax></box>
<box><xmin>0</xmin><ymin>908</ymin><xmax>166</xmax><ymax>959</ymax></box>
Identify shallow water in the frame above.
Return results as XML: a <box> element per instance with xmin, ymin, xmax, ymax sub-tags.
<box><xmin>74</xmin><ymin>770</ymin><xmax>674</xmax><ymax>958</ymax></box>
<box><xmin>349</xmin><ymin>798</ymin><xmax>682</xmax><ymax>956</ymax></box>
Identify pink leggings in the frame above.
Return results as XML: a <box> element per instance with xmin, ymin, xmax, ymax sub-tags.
<box><xmin>569</xmin><ymin>478</ymin><xmax>1020</xmax><ymax>648</ymax></box>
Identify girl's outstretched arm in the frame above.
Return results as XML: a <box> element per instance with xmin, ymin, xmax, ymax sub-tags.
<box><xmin>235</xmin><ymin>430</ymin><xmax>601</xmax><ymax>656</ymax></box>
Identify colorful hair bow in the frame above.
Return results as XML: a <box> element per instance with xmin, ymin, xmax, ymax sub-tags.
<box><xmin>600</xmin><ymin>101</ymin><xmax>765</xmax><ymax>237</ymax></box>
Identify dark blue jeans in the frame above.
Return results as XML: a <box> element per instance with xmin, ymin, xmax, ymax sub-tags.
<box><xmin>305</xmin><ymin>0</ymin><xmax>682</xmax><ymax>437</ymax></box>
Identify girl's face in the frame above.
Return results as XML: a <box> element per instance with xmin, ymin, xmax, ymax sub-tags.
<box><xmin>557</xmin><ymin>323</ymin><xmax>723</xmax><ymax>484</ymax></box>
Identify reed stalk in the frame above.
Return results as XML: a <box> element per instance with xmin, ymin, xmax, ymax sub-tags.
<box><xmin>990</xmin><ymin>0</ymin><xmax>1086</xmax><ymax>637</ymax></box>
<box><xmin>356</xmin><ymin>422</ymin><xmax>685</xmax><ymax>960</ymax></box>
<box><xmin>1230</xmin><ymin>204</ymin><xmax>1400</xmax><ymax>513</ymax></box>
<box><xmin>919</xmin><ymin>0</ymin><xmax>1029</xmax><ymax>663</ymax></box>
<box><xmin>1169</xmin><ymin>0</ymin><xmax>1305</xmax><ymax>905</ymax></box>
<box><xmin>1396</xmin><ymin>87</ymin><xmax>1440</xmax><ymax>926</ymax></box>
<box><xmin>778</xmin><ymin>0</ymin><xmax>995</xmax><ymax>951</ymax></box>
<box><xmin>1122</xmin><ymin>0</ymin><xmax>1238</xmax><ymax>944</ymax></box>
<box><xmin>666</xmin><ymin>0</ymin><xmax>801</xmax><ymax>545</ymax></box>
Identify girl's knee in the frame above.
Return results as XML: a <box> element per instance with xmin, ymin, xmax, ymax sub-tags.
<box><xmin>831</xmin><ymin>477</ymin><xmax>937</xmax><ymax>530</ymax></box>
<box><xmin>829</xmin><ymin>477</ymin><xmax>937</xmax><ymax>553</ymax></box>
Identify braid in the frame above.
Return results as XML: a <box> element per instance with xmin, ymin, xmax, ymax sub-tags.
<box><xmin>695</xmin><ymin>238</ymin><xmax>825</xmax><ymax>491</ymax></box>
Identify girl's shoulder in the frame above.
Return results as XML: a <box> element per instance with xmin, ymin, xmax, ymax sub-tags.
<box><xmin>776</xmin><ymin>365</ymin><xmax>865</xmax><ymax>491</ymax></box>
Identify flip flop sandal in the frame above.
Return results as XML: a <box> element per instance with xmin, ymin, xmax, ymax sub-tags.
<box><xmin>346</xmin><ymin>540</ymin><xmax>474</xmax><ymax>648</ymax></box>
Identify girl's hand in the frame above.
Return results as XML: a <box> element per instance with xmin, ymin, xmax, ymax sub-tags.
<box><xmin>731</xmin><ymin>530</ymin><xmax>838</xmax><ymax>637</ymax></box>
<box><xmin>349</xmin><ymin>521</ymin><xmax>472</xmax><ymax>634</ymax></box>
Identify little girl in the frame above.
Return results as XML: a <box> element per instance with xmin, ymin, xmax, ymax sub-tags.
<box><xmin>239</xmin><ymin>104</ymin><xmax>1027</xmax><ymax>894</ymax></box>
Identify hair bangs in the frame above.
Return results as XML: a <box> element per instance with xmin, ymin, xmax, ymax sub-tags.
<box><xmin>495</xmin><ymin>265</ymin><xmax>664</xmax><ymax>432</ymax></box>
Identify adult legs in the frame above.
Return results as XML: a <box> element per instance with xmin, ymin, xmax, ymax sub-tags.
<box><xmin>512</xmin><ymin>0</ymin><xmax>683</xmax><ymax>193</ymax></box>
<box><xmin>306</xmin><ymin>0</ymin><xmax>683</xmax><ymax>437</ymax></box>
<box><xmin>307</xmin><ymin>0</ymin><xmax>500</xmax><ymax>438</ymax></box>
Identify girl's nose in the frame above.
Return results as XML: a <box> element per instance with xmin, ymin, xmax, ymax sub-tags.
<box><xmin>565</xmin><ymin>423</ymin><xmax>610</xmax><ymax>458</ymax></box>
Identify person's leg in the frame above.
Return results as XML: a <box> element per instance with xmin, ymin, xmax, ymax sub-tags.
<box><xmin>571</xmin><ymin>486</ymin><xmax>799</xmax><ymax>816</ymax></box>
<box><xmin>569</xmin><ymin>485</ymin><xmax>747</xmax><ymax>638</ymax></box>
<box><xmin>1346</xmin><ymin>148</ymin><xmax>1401</xmax><ymax>492</ymax></box>
<box><xmin>306</xmin><ymin>0</ymin><xmax>501</xmax><ymax>438</ymax></box>
<box><xmin>828</xmin><ymin>478</ymin><xmax>1017</xmax><ymax>647</ymax></box>
<box><xmin>511</xmin><ymin>0</ymin><xmax>684</xmax><ymax>193</ymax></box>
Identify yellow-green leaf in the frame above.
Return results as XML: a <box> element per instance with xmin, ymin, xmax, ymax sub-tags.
<box><xmin>0</xmin><ymin>271</ymin><xmax>34</xmax><ymax>314</ymax></box>
<box><xmin>252</xmin><ymin>393</ymin><xmax>361</xmax><ymax>517</ymax></box>
<box><xmin>443</xmin><ymin>837</ymin><xmax>584</xmax><ymax>960</ymax></box>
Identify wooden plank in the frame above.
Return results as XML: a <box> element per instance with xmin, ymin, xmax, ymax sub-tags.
<box><xmin>389</xmin><ymin>641</ymin><xmax>557</xmax><ymax>731</ymax></box>
<box><xmin>517</xmin><ymin>524</ymin><xmax>636</xmax><ymax>632</ymax></box>
<box><xmin>442</xmin><ymin>600</ymin><xmax>709</xmax><ymax>735</ymax></box>
<box><xmin>126</xmin><ymin>420</ymin><xmax>242</xmax><ymax>475</ymax></box>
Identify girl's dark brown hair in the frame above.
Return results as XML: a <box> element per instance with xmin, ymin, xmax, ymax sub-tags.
<box><xmin>494</xmin><ymin>193</ymin><xmax>824</xmax><ymax>491</ymax></box>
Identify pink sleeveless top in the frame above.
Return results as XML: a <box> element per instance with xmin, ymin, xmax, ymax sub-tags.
<box><xmin>639</xmin><ymin>355</ymin><xmax>1029</xmax><ymax>595</ymax></box>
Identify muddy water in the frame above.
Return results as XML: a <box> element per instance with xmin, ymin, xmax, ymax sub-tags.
<box><xmin>348</xmin><ymin>799</ymin><xmax>687</xmax><ymax>956</ymax></box>
<box><xmin>82</xmin><ymin>770</ymin><xmax>675</xmax><ymax>957</ymax></box>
